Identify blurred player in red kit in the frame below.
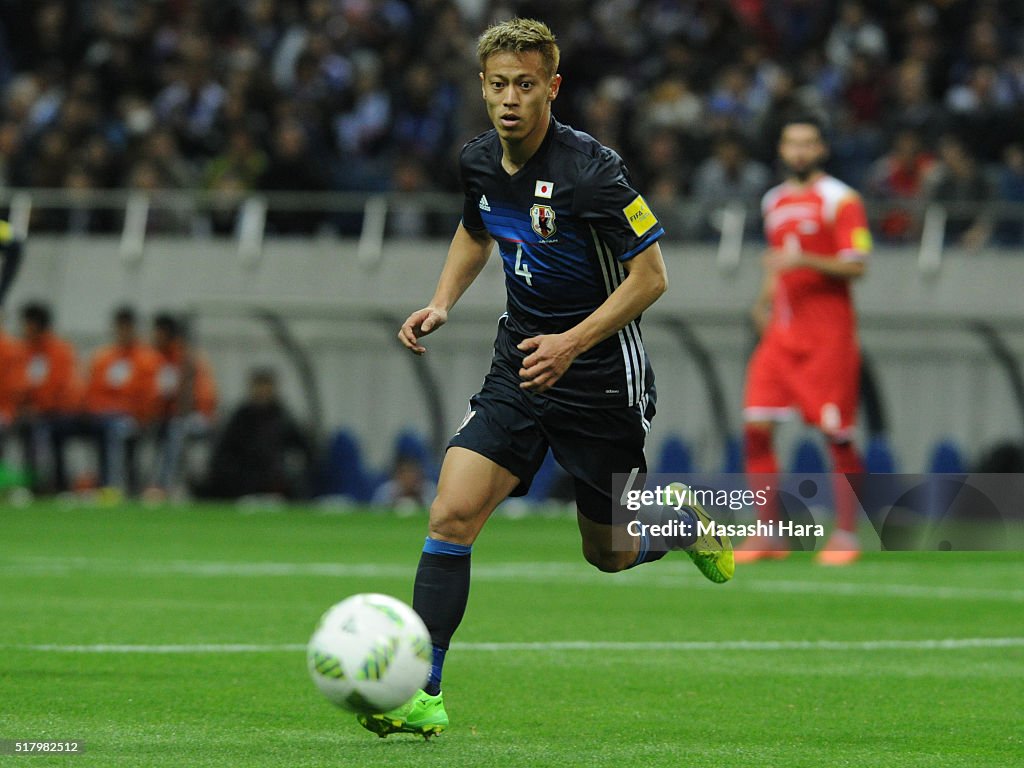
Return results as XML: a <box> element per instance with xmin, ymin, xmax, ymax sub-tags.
<box><xmin>739</xmin><ymin>116</ymin><xmax>870</xmax><ymax>566</ymax></box>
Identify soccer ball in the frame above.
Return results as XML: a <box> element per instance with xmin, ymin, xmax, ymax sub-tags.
<box><xmin>307</xmin><ymin>593</ymin><xmax>432</xmax><ymax>713</ymax></box>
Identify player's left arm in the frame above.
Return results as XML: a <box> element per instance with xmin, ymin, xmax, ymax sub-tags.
<box><xmin>768</xmin><ymin>251</ymin><xmax>865</xmax><ymax>279</ymax></box>
<box><xmin>518</xmin><ymin>242</ymin><xmax>667</xmax><ymax>392</ymax></box>
<box><xmin>766</xmin><ymin>194</ymin><xmax>871</xmax><ymax>280</ymax></box>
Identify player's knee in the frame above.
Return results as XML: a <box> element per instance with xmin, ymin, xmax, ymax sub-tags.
<box><xmin>427</xmin><ymin>496</ymin><xmax>478</xmax><ymax>545</ymax></box>
<box><xmin>581</xmin><ymin>542</ymin><xmax>631</xmax><ymax>573</ymax></box>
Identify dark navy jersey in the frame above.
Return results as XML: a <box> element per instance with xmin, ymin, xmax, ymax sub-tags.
<box><xmin>460</xmin><ymin>117</ymin><xmax>664</xmax><ymax>408</ymax></box>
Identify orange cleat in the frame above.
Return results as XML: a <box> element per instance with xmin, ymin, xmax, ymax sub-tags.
<box><xmin>814</xmin><ymin>530</ymin><xmax>861</xmax><ymax>566</ymax></box>
<box><xmin>733</xmin><ymin>536</ymin><xmax>791</xmax><ymax>564</ymax></box>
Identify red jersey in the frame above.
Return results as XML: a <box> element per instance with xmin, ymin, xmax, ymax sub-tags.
<box><xmin>761</xmin><ymin>174</ymin><xmax>871</xmax><ymax>349</ymax></box>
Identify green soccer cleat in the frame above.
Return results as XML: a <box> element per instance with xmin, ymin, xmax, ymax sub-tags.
<box><xmin>356</xmin><ymin>689</ymin><xmax>448</xmax><ymax>740</ymax></box>
<box><xmin>669</xmin><ymin>482</ymin><xmax>735</xmax><ymax>584</ymax></box>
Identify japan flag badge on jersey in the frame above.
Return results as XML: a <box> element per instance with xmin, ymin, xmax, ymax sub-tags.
<box><xmin>534</xmin><ymin>180</ymin><xmax>554</xmax><ymax>198</ymax></box>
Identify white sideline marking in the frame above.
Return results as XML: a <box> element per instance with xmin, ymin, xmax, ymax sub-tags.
<box><xmin>4</xmin><ymin>557</ymin><xmax>1024</xmax><ymax>602</ymax></box>
<box><xmin>743</xmin><ymin>580</ymin><xmax>1024</xmax><ymax>602</ymax></box>
<box><xmin>12</xmin><ymin>638</ymin><xmax>1024</xmax><ymax>654</ymax></box>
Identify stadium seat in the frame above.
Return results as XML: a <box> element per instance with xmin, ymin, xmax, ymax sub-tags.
<box><xmin>722</xmin><ymin>435</ymin><xmax>743</xmax><ymax>474</ymax></box>
<box><xmin>314</xmin><ymin>429</ymin><xmax>379</xmax><ymax>503</ymax></box>
<box><xmin>790</xmin><ymin>436</ymin><xmax>828</xmax><ymax>474</ymax></box>
<box><xmin>927</xmin><ymin>439</ymin><xmax>967</xmax><ymax>474</ymax></box>
<box><xmin>525</xmin><ymin>449</ymin><xmax>560</xmax><ymax>503</ymax></box>
<box><xmin>393</xmin><ymin>429</ymin><xmax>430</xmax><ymax>464</ymax></box>
<box><xmin>863</xmin><ymin>435</ymin><xmax>897</xmax><ymax>473</ymax></box>
<box><xmin>787</xmin><ymin>436</ymin><xmax>835</xmax><ymax>516</ymax></box>
<box><xmin>392</xmin><ymin>429</ymin><xmax>438</xmax><ymax>480</ymax></box>
<box><xmin>655</xmin><ymin>434</ymin><xmax>694</xmax><ymax>474</ymax></box>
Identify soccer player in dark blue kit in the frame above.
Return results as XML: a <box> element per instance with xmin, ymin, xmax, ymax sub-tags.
<box><xmin>358</xmin><ymin>18</ymin><xmax>734</xmax><ymax>739</ymax></box>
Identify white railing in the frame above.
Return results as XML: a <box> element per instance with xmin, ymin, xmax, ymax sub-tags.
<box><xmin>1</xmin><ymin>188</ymin><xmax>1022</xmax><ymax>273</ymax></box>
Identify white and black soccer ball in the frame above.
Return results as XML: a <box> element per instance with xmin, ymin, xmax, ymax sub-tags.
<box><xmin>307</xmin><ymin>593</ymin><xmax>432</xmax><ymax>713</ymax></box>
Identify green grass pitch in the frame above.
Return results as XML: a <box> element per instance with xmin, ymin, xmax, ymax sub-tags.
<box><xmin>1</xmin><ymin>502</ymin><xmax>1022</xmax><ymax>767</ymax></box>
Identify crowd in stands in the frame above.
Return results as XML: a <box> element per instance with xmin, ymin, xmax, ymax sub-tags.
<box><xmin>0</xmin><ymin>0</ymin><xmax>1021</xmax><ymax>243</ymax></box>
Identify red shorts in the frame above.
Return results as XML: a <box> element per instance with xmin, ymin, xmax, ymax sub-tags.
<box><xmin>743</xmin><ymin>335</ymin><xmax>860</xmax><ymax>438</ymax></box>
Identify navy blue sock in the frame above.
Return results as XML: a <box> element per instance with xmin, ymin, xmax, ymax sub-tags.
<box><xmin>427</xmin><ymin>646</ymin><xmax>447</xmax><ymax>697</ymax></box>
<box><xmin>413</xmin><ymin>537</ymin><xmax>471</xmax><ymax>696</ymax></box>
<box><xmin>628</xmin><ymin>505</ymin><xmax>699</xmax><ymax>568</ymax></box>
<box><xmin>627</xmin><ymin>527</ymin><xmax>667</xmax><ymax>568</ymax></box>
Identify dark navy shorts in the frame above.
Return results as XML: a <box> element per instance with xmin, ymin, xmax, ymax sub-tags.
<box><xmin>448</xmin><ymin>345</ymin><xmax>655</xmax><ymax>525</ymax></box>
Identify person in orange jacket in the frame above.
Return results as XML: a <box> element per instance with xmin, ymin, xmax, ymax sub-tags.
<box><xmin>58</xmin><ymin>306</ymin><xmax>160</xmax><ymax>494</ymax></box>
<box><xmin>147</xmin><ymin>312</ymin><xmax>218</xmax><ymax>498</ymax></box>
<box><xmin>16</xmin><ymin>302</ymin><xmax>81</xmax><ymax>492</ymax></box>
<box><xmin>0</xmin><ymin>311</ymin><xmax>27</xmax><ymax>461</ymax></box>
<box><xmin>20</xmin><ymin>303</ymin><xmax>81</xmax><ymax>416</ymax></box>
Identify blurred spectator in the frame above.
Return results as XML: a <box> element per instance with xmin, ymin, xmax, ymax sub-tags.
<box><xmin>707</xmin><ymin>65</ymin><xmax>757</xmax><ymax>135</ymax></box>
<box><xmin>145</xmin><ymin>312</ymin><xmax>218</xmax><ymax>500</ymax></box>
<box><xmin>28</xmin><ymin>129</ymin><xmax>72</xmax><ymax>188</ymax></box>
<box><xmin>924</xmin><ymin>134</ymin><xmax>995</xmax><ymax>250</ymax></box>
<box><xmin>206</xmin><ymin>169</ymin><xmax>248</xmax><ymax>237</ymax></box>
<box><xmin>995</xmin><ymin>143</ymin><xmax>1024</xmax><ymax>246</ymax></box>
<box><xmin>259</xmin><ymin>119</ymin><xmax>329</xmax><ymax>234</ymax></box>
<box><xmin>580</xmin><ymin>78</ymin><xmax>630</xmax><ymax>153</ymax></box>
<box><xmin>0</xmin><ymin>120</ymin><xmax>26</xmax><ymax>187</ymax></box>
<box><xmin>125</xmin><ymin>160</ymin><xmax>194</xmax><ymax>234</ymax></box>
<box><xmin>825</xmin><ymin>1</ymin><xmax>888</xmax><ymax>72</ymax></box>
<box><xmin>948</xmin><ymin>17</ymin><xmax>1012</xmax><ymax>88</ymax></box>
<box><xmin>387</xmin><ymin>157</ymin><xmax>447</xmax><ymax>238</ymax></box>
<box><xmin>204</xmin><ymin>124</ymin><xmax>267</xmax><ymax>191</ymax></box>
<box><xmin>56</xmin><ymin>164</ymin><xmax>117</xmax><ymax>234</ymax></box>
<box><xmin>389</xmin><ymin>62</ymin><xmax>459</xmax><ymax>169</ymax></box>
<box><xmin>153</xmin><ymin>58</ymin><xmax>226</xmax><ymax>158</ymax></box>
<box><xmin>866</xmin><ymin>129</ymin><xmax>936</xmax><ymax>242</ymax></box>
<box><xmin>0</xmin><ymin>312</ymin><xmax>27</xmax><ymax>460</ymax></box>
<box><xmin>142</xmin><ymin>129</ymin><xmax>198</xmax><ymax>190</ymax></box>
<box><xmin>831</xmin><ymin>51</ymin><xmax>886</xmax><ymax>187</ymax></box>
<box><xmin>194</xmin><ymin>367</ymin><xmax>313</xmax><ymax>500</ymax></box>
<box><xmin>841</xmin><ymin>52</ymin><xmax>884</xmax><ymax>127</ymax></box>
<box><xmin>18</xmin><ymin>302</ymin><xmax>81</xmax><ymax>493</ymax></box>
<box><xmin>690</xmin><ymin>132</ymin><xmax>771</xmax><ymax>240</ymax></box>
<box><xmin>646</xmin><ymin>174</ymin><xmax>688</xmax><ymax>242</ymax></box>
<box><xmin>333</xmin><ymin>61</ymin><xmax>391</xmax><ymax>158</ymax></box>
<box><xmin>371</xmin><ymin>456</ymin><xmax>437</xmax><ymax>513</ymax></box>
<box><xmin>752</xmin><ymin>67</ymin><xmax>824</xmax><ymax>161</ymax></box>
<box><xmin>18</xmin><ymin>302</ymin><xmax>79</xmax><ymax>417</ymax></box>
<box><xmin>55</xmin><ymin>306</ymin><xmax>160</xmax><ymax>495</ymax></box>
<box><xmin>884</xmin><ymin>59</ymin><xmax>949</xmax><ymax>143</ymax></box>
<box><xmin>767</xmin><ymin>0</ymin><xmax>832</xmax><ymax>57</ymax></box>
<box><xmin>945</xmin><ymin>64</ymin><xmax>1017</xmax><ymax>162</ymax></box>
<box><xmin>633</xmin><ymin>76</ymin><xmax>704</xmax><ymax>144</ymax></box>
<box><xmin>633</xmin><ymin>129</ymin><xmax>686</xmax><ymax>196</ymax></box>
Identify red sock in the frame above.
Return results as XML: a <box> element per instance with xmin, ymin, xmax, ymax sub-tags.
<box><xmin>745</xmin><ymin>425</ymin><xmax>779</xmax><ymax>524</ymax></box>
<box><xmin>828</xmin><ymin>440</ymin><xmax>864</xmax><ymax>533</ymax></box>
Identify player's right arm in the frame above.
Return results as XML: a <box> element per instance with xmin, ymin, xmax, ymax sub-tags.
<box><xmin>398</xmin><ymin>223</ymin><xmax>494</xmax><ymax>355</ymax></box>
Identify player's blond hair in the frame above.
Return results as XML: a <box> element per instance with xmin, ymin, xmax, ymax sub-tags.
<box><xmin>477</xmin><ymin>18</ymin><xmax>560</xmax><ymax>79</ymax></box>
